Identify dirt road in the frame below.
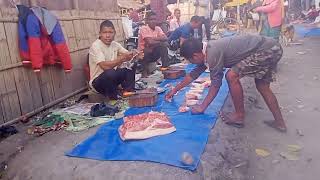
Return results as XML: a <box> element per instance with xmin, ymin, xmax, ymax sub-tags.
<box><xmin>242</xmin><ymin>37</ymin><xmax>320</xmax><ymax>180</ymax></box>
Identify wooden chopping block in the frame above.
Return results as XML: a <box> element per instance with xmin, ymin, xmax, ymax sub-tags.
<box><xmin>163</xmin><ymin>69</ymin><xmax>186</xmax><ymax>80</ymax></box>
<box><xmin>128</xmin><ymin>89</ymin><xmax>158</xmax><ymax>107</ymax></box>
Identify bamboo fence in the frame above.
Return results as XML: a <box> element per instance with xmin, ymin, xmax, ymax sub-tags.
<box><xmin>0</xmin><ymin>0</ymin><xmax>125</xmax><ymax>126</ymax></box>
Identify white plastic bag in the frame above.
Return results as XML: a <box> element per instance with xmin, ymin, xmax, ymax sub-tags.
<box><xmin>121</xmin><ymin>17</ymin><xmax>133</xmax><ymax>39</ymax></box>
<box><xmin>250</xmin><ymin>12</ymin><xmax>260</xmax><ymax>21</ymax></box>
<box><xmin>212</xmin><ymin>9</ymin><xmax>227</xmax><ymax>21</ymax></box>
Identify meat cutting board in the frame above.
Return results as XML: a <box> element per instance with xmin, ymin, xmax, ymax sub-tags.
<box><xmin>162</xmin><ymin>68</ymin><xmax>186</xmax><ymax>80</ymax></box>
<box><xmin>128</xmin><ymin>88</ymin><xmax>158</xmax><ymax>107</ymax></box>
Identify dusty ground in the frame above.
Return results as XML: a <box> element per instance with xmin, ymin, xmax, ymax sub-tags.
<box><xmin>1</xmin><ymin>37</ymin><xmax>320</xmax><ymax>180</ymax></box>
<box><xmin>244</xmin><ymin>37</ymin><xmax>320</xmax><ymax>180</ymax></box>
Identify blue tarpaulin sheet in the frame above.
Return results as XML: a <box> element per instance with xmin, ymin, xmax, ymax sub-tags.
<box><xmin>294</xmin><ymin>24</ymin><xmax>320</xmax><ymax>37</ymax></box>
<box><xmin>66</xmin><ymin>65</ymin><xmax>229</xmax><ymax>171</ymax></box>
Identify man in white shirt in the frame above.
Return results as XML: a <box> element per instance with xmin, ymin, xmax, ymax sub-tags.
<box><xmin>169</xmin><ymin>8</ymin><xmax>182</xmax><ymax>32</ymax></box>
<box><xmin>89</xmin><ymin>20</ymin><xmax>141</xmax><ymax>99</ymax></box>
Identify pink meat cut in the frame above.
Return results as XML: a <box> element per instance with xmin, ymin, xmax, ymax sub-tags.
<box><xmin>119</xmin><ymin>111</ymin><xmax>176</xmax><ymax>140</ymax></box>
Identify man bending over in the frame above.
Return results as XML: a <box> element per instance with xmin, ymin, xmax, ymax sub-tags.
<box><xmin>165</xmin><ymin>35</ymin><xmax>287</xmax><ymax>132</ymax></box>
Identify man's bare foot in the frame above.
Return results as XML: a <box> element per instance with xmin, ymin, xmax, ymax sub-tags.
<box><xmin>263</xmin><ymin>120</ymin><xmax>287</xmax><ymax>133</ymax></box>
<box><xmin>220</xmin><ymin>111</ymin><xmax>244</xmax><ymax>121</ymax></box>
<box><xmin>220</xmin><ymin>111</ymin><xmax>232</xmax><ymax>121</ymax></box>
<box><xmin>220</xmin><ymin>111</ymin><xmax>245</xmax><ymax>128</ymax></box>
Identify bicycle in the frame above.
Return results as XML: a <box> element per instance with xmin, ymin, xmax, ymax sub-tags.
<box><xmin>210</xmin><ymin>3</ymin><xmax>242</xmax><ymax>39</ymax></box>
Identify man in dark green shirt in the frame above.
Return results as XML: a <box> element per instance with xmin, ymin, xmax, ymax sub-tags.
<box><xmin>165</xmin><ymin>35</ymin><xmax>287</xmax><ymax>132</ymax></box>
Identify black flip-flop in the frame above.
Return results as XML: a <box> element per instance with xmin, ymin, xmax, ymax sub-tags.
<box><xmin>263</xmin><ymin>121</ymin><xmax>287</xmax><ymax>133</ymax></box>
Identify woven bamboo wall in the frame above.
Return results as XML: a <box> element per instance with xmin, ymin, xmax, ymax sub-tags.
<box><xmin>0</xmin><ymin>4</ymin><xmax>125</xmax><ymax>125</ymax></box>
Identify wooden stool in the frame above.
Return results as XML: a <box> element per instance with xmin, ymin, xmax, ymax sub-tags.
<box><xmin>83</xmin><ymin>90</ymin><xmax>109</xmax><ymax>103</ymax></box>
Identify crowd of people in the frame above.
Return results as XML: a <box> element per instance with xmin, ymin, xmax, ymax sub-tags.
<box><xmin>297</xmin><ymin>3</ymin><xmax>320</xmax><ymax>26</ymax></box>
<box><xmin>86</xmin><ymin>0</ymin><xmax>320</xmax><ymax>133</ymax></box>
<box><xmin>89</xmin><ymin>10</ymin><xmax>207</xmax><ymax>91</ymax></box>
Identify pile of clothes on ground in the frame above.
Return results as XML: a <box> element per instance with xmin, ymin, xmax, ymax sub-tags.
<box><xmin>28</xmin><ymin>100</ymin><xmax>128</xmax><ymax>136</ymax></box>
<box><xmin>0</xmin><ymin>126</ymin><xmax>18</xmax><ymax>140</ymax></box>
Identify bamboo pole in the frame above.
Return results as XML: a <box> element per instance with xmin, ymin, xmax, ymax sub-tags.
<box><xmin>0</xmin><ymin>87</ymin><xmax>87</xmax><ymax>128</ymax></box>
<box><xmin>72</xmin><ymin>0</ymin><xmax>79</xmax><ymax>10</ymax></box>
<box><xmin>237</xmin><ymin>0</ymin><xmax>240</xmax><ymax>22</ymax></box>
<box><xmin>0</xmin><ymin>38</ymin><xmax>125</xmax><ymax>73</ymax></box>
<box><xmin>0</xmin><ymin>15</ymin><xmax>121</xmax><ymax>23</ymax></box>
<box><xmin>0</xmin><ymin>62</ymin><xmax>23</xmax><ymax>72</ymax></box>
<box><xmin>188</xmin><ymin>0</ymin><xmax>191</xmax><ymax>20</ymax></box>
<box><xmin>306</xmin><ymin>0</ymin><xmax>309</xmax><ymax>11</ymax></box>
<box><xmin>29</xmin><ymin>0</ymin><xmax>37</xmax><ymax>6</ymax></box>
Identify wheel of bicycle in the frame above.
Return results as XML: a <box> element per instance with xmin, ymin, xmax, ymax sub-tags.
<box><xmin>216</xmin><ymin>17</ymin><xmax>241</xmax><ymax>38</ymax></box>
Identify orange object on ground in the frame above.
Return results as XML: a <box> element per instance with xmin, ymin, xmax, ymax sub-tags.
<box><xmin>123</xmin><ymin>91</ymin><xmax>135</xmax><ymax>97</ymax></box>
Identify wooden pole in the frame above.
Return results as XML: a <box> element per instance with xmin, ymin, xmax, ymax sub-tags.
<box><xmin>29</xmin><ymin>0</ymin><xmax>37</xmax><ymax>6</ymax></box>
<box><xmin>188</xmin><ymin>0</ymin><xmax>191</xmax><ymax>20</ymax></box>
<box><xmin>306</xmin><ymin>0</ymin><xmax>310</xmax><ymax>11</ymax></box>
<box><xmin>237</xmin><ymin>0</ymin><xmax>240</xmax><ymax>22</ymax></box>
<box><xmin>72</xmin><ymin>0</ymin><xmax>79</xmax><ymax>10</ymax></box>
<box><xmin>0</xmin><ymin>87</ymin><xmax>87</xmax><ymax>128</ymax></box>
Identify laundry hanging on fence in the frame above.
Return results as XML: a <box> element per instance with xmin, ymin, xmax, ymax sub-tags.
<box><xmin>17</xmin><ymin>5</ymin><xmax>72</xmax><ymax>72</ymax></box>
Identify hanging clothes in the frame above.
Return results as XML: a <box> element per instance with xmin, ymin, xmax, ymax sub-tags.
<box><xmin>17</xmin><ymin>5</ymin><xmax>72</xmax><ymax>72</ymax></box>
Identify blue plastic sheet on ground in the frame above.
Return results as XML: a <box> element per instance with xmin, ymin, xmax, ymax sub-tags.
<box><xmin>66</xmin><ymin>65</ymin><xmax>229</xmax><ymax>171</ymax></box>
<box><xmin>294</xmin><ymin>24</ymin><xmax>320</xmax><ymax>37</ymax></box>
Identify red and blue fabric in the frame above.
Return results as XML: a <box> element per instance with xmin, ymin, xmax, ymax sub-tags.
<box><xmin>18</xmin><ymin>5</ymin><xmax>72</xmax><ymax>72</ymax></box>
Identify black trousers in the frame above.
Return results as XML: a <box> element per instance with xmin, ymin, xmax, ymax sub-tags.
<box><xmin>92</xmin><ymin>67</ymin><xmax>136</xmax><ymax>99</ymax></box>
<box><xmin>197</xmin><ymin>18</ymin><xmax>211</xmax><ymax>40</ymax></box>
<box><xmin>143</xmin><ymin>42</ymin><xmax>170</xmax><ymax>70</ymax></box>
<box><xmin>203</xmin><ymin>17</ymin><xmax>211</xmax><ymax>40</ymax></box>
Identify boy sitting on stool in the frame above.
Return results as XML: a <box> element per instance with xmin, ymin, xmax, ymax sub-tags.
<box><xmin>138</xmin><ymin>11</ymin><xmax>170</xmax><ymax>77</ymax></box>
<box><xmin>89</xmin><ymin>20</ymin><xmax>142</xmax><ymax>100</ymax></box>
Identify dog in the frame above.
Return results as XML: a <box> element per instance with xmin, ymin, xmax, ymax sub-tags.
<box><xmin>281</xmin><ymin>25</ymin><xmax>295</xmax><ymax>46</ymax></box>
